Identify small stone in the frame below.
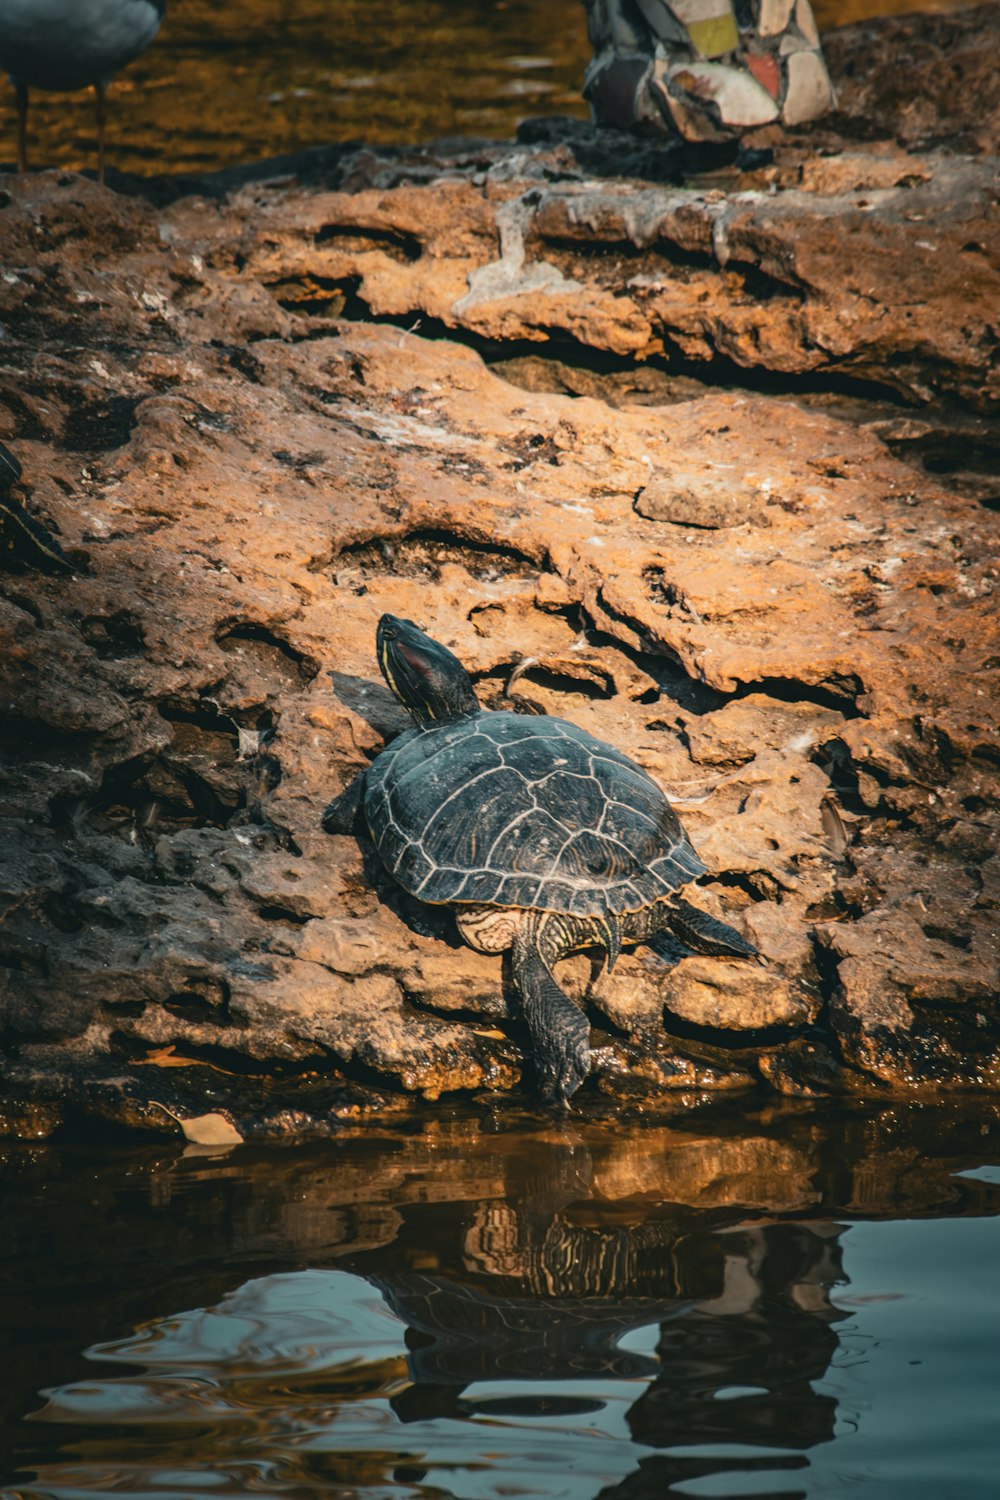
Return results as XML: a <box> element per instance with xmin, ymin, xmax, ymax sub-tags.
<box><xmin>758</xmin><ymin>0</ymin><xmax>796</xmax><ymax>37</ymax></box>
<box><xmin>747</xmin><ymin>52</ymin><xmax>781</xmax><ymax>100</ymax></box>
<box><xmin>636</xmin><ymin>470</ymin><xmax>756</xmax><ymax>527</ymax></box>
<box><xmin>663</xmin><ymin>956</ymin><xmax>817</xmax><ymax>1030</ymax></box>
<box><xmin>634</xmin><ymin>0</ymin><xmax>690</xmax><ymax>48</ymax></box>
<box><xmin>781</xmin><ymin>48</ymin><xmax>835</xmax><ymax>124</ymax></box>
<box><xmin>795</xmin><ymin>0</ymin><xmax>821</xmax><ymax>47</ymax></box>
<box><xmin>779</xmin><ymin>31</ymin><xmax>813</xmax><ymax>55</ymax></box>
<box><xmin>668</xmin><ymin>61</ymin><xmax>781</xmax><ymax>127</ymax></box>
<box><xmin>585</xmin><ymin>52</ymin><xmax>654</xmax><ymax>131</ymax></box>
<box><xmin>649</xmin><ymin>69</ymin><xmax>731</xmax><ymax>142</ymax></box>
<box><xmin>668</xmin><ymin>0</ymin><xmax>740</xmax><ymax>59</ymax></box>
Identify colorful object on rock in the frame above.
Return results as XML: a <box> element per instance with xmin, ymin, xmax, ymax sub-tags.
<box><xmin>584</xmin><ymin>0</ymin><xmax>834</xmax><ymax>141</ymax></box>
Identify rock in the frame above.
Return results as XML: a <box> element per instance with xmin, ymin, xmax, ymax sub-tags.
<box><xmin>759</xmin><ymin>0</ymin><xmax>796</xmax><ymax>38</ymax></box>
<box><xmin>680</xmin><ymin>695</ymin><xmax>845</xmax><ymax>768</ymax></box>
<box><xmin>822</xmin><ymin>7</ymin><xmax>1000</xmax><ymax>156</ymax></box>
<box><xmin>667</xmin><ymin>62</ymin><xmax>781</xmax><ymax>129</ymax></box>
<box><xmin>660</xmin><ymin>954</ymin><xmax>816</xmax><ymax>1030</ymax></box>
<box><xmin>592</xmin><ymin>1039</ymin><xmax>758</xmax><ymax>1098</ymax></box>
<box><xmin>634</xmin><ymin>469</ymin><xmax>757</xmax><ymax>528</ymax></box>
<box><xmin>780</xmin><ymin>49</ymin><xmax>835</xmax><ymax>126</ymax></box>
<box><xmin>0</xmin><ymin>7</ymin><xmax>997</xmax><ymax>1132</ymax></box>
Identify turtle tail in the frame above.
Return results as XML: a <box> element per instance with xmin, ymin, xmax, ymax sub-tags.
<box><xmin>511</xmin><ymin>916</ymin><xmax>591</xmax><ymax>1105</ymax></box>
<box><xmin>662</xmin><ymin>895</ymin><xmax>760</xmax><ymax>962</ymax></box>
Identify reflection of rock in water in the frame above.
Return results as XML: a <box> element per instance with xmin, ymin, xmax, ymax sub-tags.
<box><xmin>628</xmin><ymin>1224</ymin><xmax>844</xmax><ymax>1455</ymax></box>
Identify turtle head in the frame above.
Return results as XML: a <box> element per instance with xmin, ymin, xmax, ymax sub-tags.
<box><xmin>377</xmin><ymin>614</ymin><xmax>480</xmax><ymax>728</ymax></box>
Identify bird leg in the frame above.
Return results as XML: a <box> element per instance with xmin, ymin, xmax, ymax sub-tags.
<box><xmin>94</xmin><ymin>81</ymin><xmax>107</xmax><ymax>186</ymax></box>
<box><xmin>15</xmin><ymin>80</ymin><xmax>28</xmax><ymax>173</ymax></box>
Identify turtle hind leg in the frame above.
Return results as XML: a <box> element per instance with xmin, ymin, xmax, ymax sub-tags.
<box><xmin>511</xmin><ymin>916</ymin><xmax>591</xmax><ymax>1105</ymax></box>
<box><xmin>639</xmin><ymin>895</ymin><xmax>760</xmax><ymax>962</ymax></box>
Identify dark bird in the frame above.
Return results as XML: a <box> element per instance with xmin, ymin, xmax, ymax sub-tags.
<box><xmin>0</xmin><ymin>0</ymin><xmax>166</xmax><ymax>184</ymax></box>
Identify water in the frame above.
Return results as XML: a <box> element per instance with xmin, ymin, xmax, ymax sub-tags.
<box><xmin>0</xmin><ymin>0</ymin><xmax>977</xmax><ymax>179</ymax></box>
<box><xmin>2</xmin><ymin>1105</ymin><xmax>999</xmax><ymax>1499</ymax></box>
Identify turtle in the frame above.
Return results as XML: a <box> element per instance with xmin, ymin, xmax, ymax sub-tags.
<box><xmin>323</xmin><ymin>613</ymin><xmax>759</xmax><ymax>1103</ymax></box>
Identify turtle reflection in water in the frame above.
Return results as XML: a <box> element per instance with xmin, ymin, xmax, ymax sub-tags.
<box><xmin>324</xmin><ymin>614</ymin><xmax>759</xmax><ymax>1102</ymax></box>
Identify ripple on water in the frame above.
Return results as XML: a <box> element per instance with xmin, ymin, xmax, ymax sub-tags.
<box><xmin>2</xmin><ymin>1107</ymin><xmax>999</xmax><ymax>1499</ymax></box>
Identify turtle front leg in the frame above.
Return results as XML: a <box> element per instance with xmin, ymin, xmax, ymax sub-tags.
<box><xmin>511</xmin><ymin>913</ymin><xmax>592</xmax><ymax>1105</ymax></box>
<box><xmin>321</xmin><ymin>768</ymin><xmax>368</xmax><ymax>835</ymax></box>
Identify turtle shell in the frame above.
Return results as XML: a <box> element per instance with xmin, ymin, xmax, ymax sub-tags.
<box><xmin>364</xmin><ymin>709</ymin><xmax>706</xmax><ymax>918</ymax></box>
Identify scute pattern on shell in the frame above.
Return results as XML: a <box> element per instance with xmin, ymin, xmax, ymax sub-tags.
<box><xmin>365</xmin><ymin>711</ymin><xmax>706</xmax><ymax>916</ymax></box>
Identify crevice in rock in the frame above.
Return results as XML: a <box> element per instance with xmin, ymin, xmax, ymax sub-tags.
<box><xmin>539</xmin><ymin>233</ymin><xmax>806</xmax><ymax>304</ymax></box>
<box><xmin>62</xmin><ymin>392</ymin><xmax>141</xmax><ymax>453</ymax></box>
<box><xmin>263</xmin><ymin>257</ymin><xmax>960</xmax><ymax>424</ymax></box>
<box><xmin>78</xmin><ymin>611</ymin><xmax>146</xmax><ymax>659</ymax></box>
<box><xmin>162</xmin><ymin>989</ymin><xmax>231</xmax><ymax>1022</ymax></box>
<box><xmin>257</xmin><ymin>903</ymin><xmax>313</xmax><ymax>927</ymax></box>
<box><xmin>314</xmin><ymin>222</ymin><xmax>423</xmax><ymax>263</ymax></box>
<box><xmin>594</xmin><ymin>585</ymin><xmax>689</xmax><ymax>670</ymax></box>
<box><xmin>814</xmin><ymin>737</ymin><xmax>920</xmax><ymax>825</ymax></box>
<box><xmin>725</xmin><ymin>258</ymin><xmax>806</xmax><ymax>304</ymax></box>
<box><xmin>707</xmin><ymin>868</ymin><xmax>783</xmax><ymax>902</ymax></box>
<box><xmin>659</xmin><ymin>1005</ymin><xmax>800</xmax><ymax>1054</ymax></box>
<box><xmin>211</xmin><ymin>341</ymin><xmax>265</xmax><ymax>384</ymax></box>
<box><xmin>216</xmin><ymin>622</ymin><xmax>319</xmax><ymax>687</ymax></box>
<box><xmin>879</xmin><ymin>423</ymin><xmax>1000</xmax><ymax>490</ymax></box>
<box><xmin>731</xmin><ymin>674</ymin><xmax>864</xmax><ymax>718</ymax></box>
<box><xmin>268</xmin><ymin>272</ymin><xmax>363</xmax><ymax>318</ymax></box>
<box><xmin>1</xmin><ymin>590</ymin><xmax>44</xmax><ymax>626</ymax></box>
<box><xmin>490</xmin><ymin>663</ymin><xmax>615</xmax><ymax>704</ymax></box>
<box><xmin>298</xmin><ymin>277</ymin><xmax>932</xmax><ymax>412</ymax></box>
<box><xmin>705</xmin><ymin>871</ymin><xmax>771</xmax><ymax>904</ymax></box>
<box><xmin>401</xmin><ymin>987</ymin><xmax>514</xmax><ymax>1030</ymax></box>
<box><xmin>63</xmin><ymin>723</ymin><xmax>241</xmax><ymax>834</ymax></box>
<box><xmin>624</xmin><ymin>581</ymin><xmax>864</xmax><ymax>717</ymax></box>
<box><xmin>158</xmin><ymin>695</ymin><xmax>241</xmax><ymax>739</ymax></box>
<box><xmin>331</xmin><ymin>527</ymin><xmax>547</xmax><ymax>582</ymax></box>
<box><xmin>109</xmin><ymin>1031</ymin><xmax>321</xmax><ymax>1080</ymax></box>
<box><xmin>41</xmin><ymin>891</ymin><xmax>87</xmax><ymax>934</ymax></box>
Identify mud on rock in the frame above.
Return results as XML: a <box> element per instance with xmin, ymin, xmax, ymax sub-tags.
<box><xmin>0</xmin><ymin>8</ymin><xmax>997</xmax><ymax>1138</ymax></box>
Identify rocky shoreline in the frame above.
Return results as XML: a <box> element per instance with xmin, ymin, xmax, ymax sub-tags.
<box><xmin>0</xmin><ymin>7</ymin><xmax>997</xmax><ymax>1139</ymax></box>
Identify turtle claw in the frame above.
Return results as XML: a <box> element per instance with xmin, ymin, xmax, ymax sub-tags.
<box><xmin>537</xmin><ymin>1039</ymin><xmax>592</xmax><ymax>1107</ymax></box>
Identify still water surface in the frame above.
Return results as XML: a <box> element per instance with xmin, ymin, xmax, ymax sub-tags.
<box><xmin>2</xmin><ymin>1104</ymin><xmax>999</xmax><ymax>1498</ymax></box>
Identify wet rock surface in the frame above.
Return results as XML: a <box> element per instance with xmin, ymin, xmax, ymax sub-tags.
<box><xmin>0</xmin><ymin>8</ymin><xmax>997</xmax><ymax>1136</ymax></box>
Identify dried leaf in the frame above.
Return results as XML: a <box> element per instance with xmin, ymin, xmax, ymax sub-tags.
<box><xmin>151</xmin><ymin>1102</ymin><xmax>244</xmax><ymax>1146</ymax></box>
<box><xmin>139</xmin><ymin>1046</ymin><xmax>197</xmax><ymax>1068</ymax></box>
<box><xmin>178</xmin><ymin>1112</ymin><xmax>244</xmax><ymax>1146</ymax></box>
<box><xmin>139</xmin><ymin>1047</ymin><xmax>239</xmax><ymax>1077</ymax></box>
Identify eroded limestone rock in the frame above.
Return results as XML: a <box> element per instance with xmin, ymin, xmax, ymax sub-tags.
<box><xmin>0</xmin><ymin>9</ymin><xmax>997</xmax><ymax>1135</ymax></box>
